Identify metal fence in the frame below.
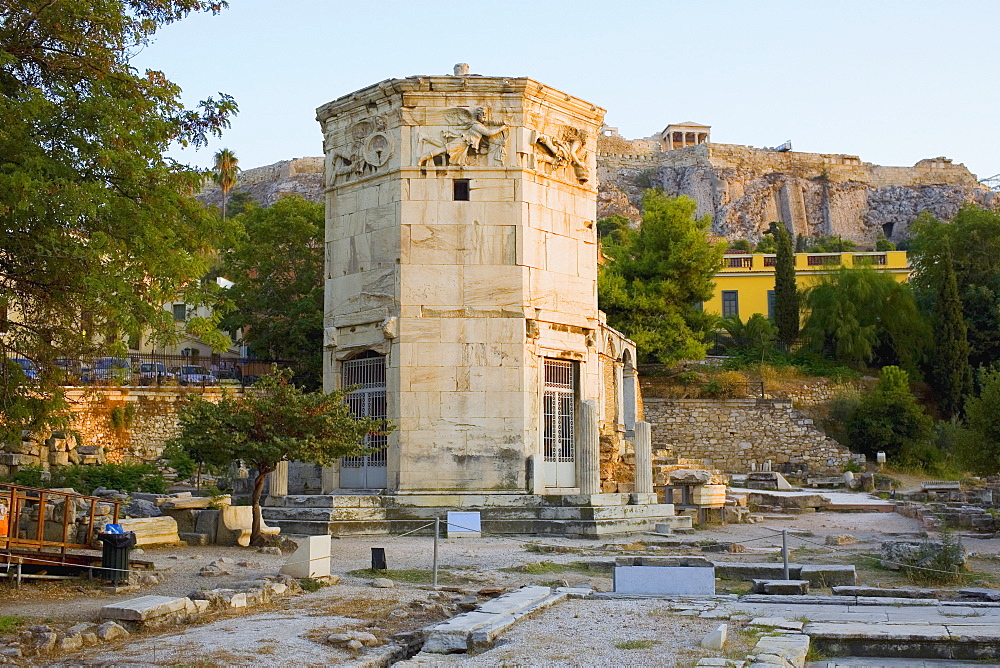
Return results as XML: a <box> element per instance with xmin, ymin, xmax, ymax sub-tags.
<box><xmin>3</xmin><ymin>352</ymin><xmax>292</xmax><ymax>388</ymax></box>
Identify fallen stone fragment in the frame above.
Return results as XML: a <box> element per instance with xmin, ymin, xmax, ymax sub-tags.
<box><xmin>700</xmin><ymin>623</ymin><xmax>727</xmax><ymax>650</ymax></box>
<box><xmin>372</xmin><ymin>578</ymin><xmax>395</xmax><ymax>588</ymax></box>
<box><xmin>825</xmin><ymin>534</ymin><xmax>857</xmax><ymax>545</ymax></box>
<box><xmin>96</xmin><ymin>621</ymin><xmax>129</xmax><ymax>641</ymax></box>
<box><xmin>257</xmin><ymin>546</ymin><xmax>282</xmax><ymax>555</ymax></box>
<box><xmin>748</xmin><ymin>617</ymin><xmax>804</xmax><ymax>632</ymax></box>
<box><xmin>56</xmin><ymin>634</ymin><xmax>83</xmax><ymax>651</ymax></box>
<box><xmin>346</xmin><ymin>639</ymin><xmax>363</xmax><ymax>650</ymax></box>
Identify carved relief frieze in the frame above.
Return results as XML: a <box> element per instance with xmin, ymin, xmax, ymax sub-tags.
<box><xmin>533</xmin><ymin>126</ymin><xmax>590</xmax><ymax>183</ymax></box>
<box><xmin>414</xmin><ymin>106</ymin><xmax>508</xmax><ymax>169</ymax></box>
<box><xmin>324</xmin><ymin>115</ymin><xmax>394</xmax><ymax>187</ymax></box>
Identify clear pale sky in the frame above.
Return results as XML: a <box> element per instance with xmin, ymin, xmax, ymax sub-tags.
<box><xmin>136</xmin><ymin>0</ymin><xmax>999</xmax><ymax>181</ymax></box>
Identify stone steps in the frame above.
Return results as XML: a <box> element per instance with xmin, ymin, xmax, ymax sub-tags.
<box><xmin>262</xmin><ymin>495</ymin><xmax>691</xmax><ymax>538</ymax></box>
<box><xmin>805</xmin><ymin>622</ymin><xmax>1000</xmax><ymax>660</ymax></box>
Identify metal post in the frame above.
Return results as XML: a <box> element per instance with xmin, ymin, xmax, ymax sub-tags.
<box><xmin>15</xmin><ymin>558</ymin><xmax>22</xmax><ymax>589</ymax></box>
<box><xmin>432</xmin><ymin>516</ymin><xmax>439</xmax><ymax>588</ymax></box>
<box><xmin>782</xmin><ymin>529</ymin><xmax>789</xmax><ymax>581</ymax></box>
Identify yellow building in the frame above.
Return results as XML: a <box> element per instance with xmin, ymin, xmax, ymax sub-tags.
<box><xmin>704</xmin><ymin>251</ymin><xmax>910</xmax><ymax>319</ymax></box>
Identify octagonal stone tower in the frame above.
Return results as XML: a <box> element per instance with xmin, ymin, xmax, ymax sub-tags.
<box><xmin>317</xmin><ymin>70</ymin><xmax>619</xmax><ymax>495</ymax></box>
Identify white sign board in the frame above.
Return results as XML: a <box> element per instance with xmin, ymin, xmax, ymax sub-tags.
<box><xmin>614</xmin><ymin>566</ymin><xmax>716</xmax><ymax>595</ymax></box>
<box><xmin>446</xmin><ymin>511</ymin><xmax>482</xmax><ymax>538</ymax></box>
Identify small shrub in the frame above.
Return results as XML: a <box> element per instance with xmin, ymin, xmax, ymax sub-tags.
<box><xmin>900</xmin><ymin>533</ymin><xmax>966</xmax><ymax>585</ymax></box>
<box><xmin>700</xmin><ymin>370</ymin><xmax>748</xmax><ymax>398</ymax></box>
<box><xmin>299</xmin><ymin>577</ymin><xmax>328</xmax><ymax>592</ymax></box>
<box><xmin>843</xmin><ymin>460</ymin><xmax>863</xmax><ymax>474</ymax></box>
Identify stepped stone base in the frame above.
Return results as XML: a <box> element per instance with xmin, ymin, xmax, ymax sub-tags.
<box><xmin>262</xmin><ymin>493</ymin><xmax>691</xmax><ymax>538</ymax></box>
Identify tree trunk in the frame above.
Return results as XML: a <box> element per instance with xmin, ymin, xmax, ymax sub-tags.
<box><xmin>250</xmin><ymin>465</ymin><xmax>273</xmax><ymax>547</ymax></box>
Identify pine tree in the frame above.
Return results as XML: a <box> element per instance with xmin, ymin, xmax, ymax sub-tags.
<box><xmin>773</xmin><ymin>223</ymin><xmax>799</xmax><ymax>349</ymax></box>
<box><xmin>932</xmin><ymin>244</ymin><xmax>973</xmax><ymax>418</ymax></box>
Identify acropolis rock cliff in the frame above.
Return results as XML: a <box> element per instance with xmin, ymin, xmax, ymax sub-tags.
<box><xmin>200</xmin><ymin>136</ymin><xmax>998</xmax><ymax>245</ymax></box>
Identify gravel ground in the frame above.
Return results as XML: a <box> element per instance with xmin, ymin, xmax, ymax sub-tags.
<box><xmin>4</xmin><ymin>503</ymin><xmax>999</xmax><ymax>666</ymax></box>
<box><xmin>408</xmin><ymin>598</ymin><xmax>721</xmax><ymax>667</ymax></box>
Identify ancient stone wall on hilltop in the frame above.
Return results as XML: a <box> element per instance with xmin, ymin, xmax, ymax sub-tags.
<box><xmin>198</xmin><ymin>157</ymin><xmax>325</xmax><ymax>208</ymax></box>
<box><xmin>597</xmin><ymin>137</ymin><xmax>999</xmax><ymax>243</ymax></box>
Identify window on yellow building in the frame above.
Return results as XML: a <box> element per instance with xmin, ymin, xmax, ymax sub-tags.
<box><xmin>722</xmin><ymin>290</ymin><xmax>739</xmax><ymax>318</ymax></box>
<box><xmin>767</xmin><ymin>290</ymin><xmax>775</xmax><ymax>319</ymax></box>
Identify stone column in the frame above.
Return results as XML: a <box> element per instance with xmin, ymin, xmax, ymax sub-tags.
<box><xmin>270</xmin><ymin>460</ymin><xmax>288</xmax><ymax>497</ymax></box>
<box><xmin>529</xmin><ymin>452</ymin><xmax>546</xmax><ymax>495</ymax></box>
<box><xmin>634</xmin><ymin>421</ymin><xmax>653</xmax><ymax>495</ymax></box>
<box><xmin>578</xmin><ymin>399</ymin><xmax>600</xmax><ymax>495</ymax></box>
<box><xmin>321</xmin><ymin>465</ymin><xmax>338</xmax><ymax>494</ymax></box>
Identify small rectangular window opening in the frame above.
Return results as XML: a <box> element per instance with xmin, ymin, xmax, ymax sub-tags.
<box><xmin>453</xmin><ymin>179</ymin><xmax>470</xmax><ymax>201</ymax></box>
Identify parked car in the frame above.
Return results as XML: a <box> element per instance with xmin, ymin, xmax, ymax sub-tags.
<box><xmin>88</xmin><ymin>357</ymin><xmax>132</xmax><ymax>384</ymax></box>
<box><xmin>137</xmin><ymin>362</ymin><xmax>173</xmax><ymax>386</ymax></box>
<box><xmin>54</xmin><ymin>357</ymin><xmax>86</xmax><ymax>384</ymax></box>
<box><xmin>171</xmin><ymin>365</ymin><xmax>217</xmax><ymax>386</ymax></box>
<box><xmin>9</xmin><ymin>357</ymin><xmax>38</xmax><ymax>382</ymax></box>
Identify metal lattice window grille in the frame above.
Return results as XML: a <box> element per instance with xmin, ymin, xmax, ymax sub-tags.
<box><xmin>543</xmin><ymin>359</ymin><xmax>575</xmax><ymax>463</ymax></box>
<box><xmin>341</xmin><ymin>354</ymin><xmax>387</xmax><ymax>469</ymax></box>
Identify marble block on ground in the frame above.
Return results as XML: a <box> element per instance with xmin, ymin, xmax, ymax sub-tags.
<box><xmin>613</xmin><ymin>565</ymin><xmax>715</xmax><ymax>595</ymax></box>
<box><xmin>279</xmin><ymin>535</ymin><xmax>331</xmax><ymax>578</ymax></box>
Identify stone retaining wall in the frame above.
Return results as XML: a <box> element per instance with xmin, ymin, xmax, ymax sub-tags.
<box><xmin>643</xmin><ymin>397</ymin><xmax>852</xmax><ymax>474</ymax></box>
<box><xmin>0</xmin><ymin>387</ymin><xmax>241</xmax><ymax>477</ymax></box>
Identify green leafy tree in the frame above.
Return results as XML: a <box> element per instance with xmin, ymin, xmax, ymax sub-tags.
<box><xmin>596</xmin><ymin>215</ymin><xmax>631</xmax><ymax>245</ymax></box>
<box><xmin>598</xmin><ymin>192</ymin><xmax>726</xmax><ymax>364</ymax></box>
<box><xmin>801</xmin><ymin>267</ymin><xmax>929</xmax><ymax>370</ymax></box>
<box><xmin>754</xmin><ymin>232</ymin><xmax>778</xmax><ymax>253</ymax></box>
<box><xmin>772</xmin><ymin>222</ymin><xmax>799</xmax><ymax>348</ymax></box>
<box><xmin>931</xmin><ymin>244</ymin><xmax>973</xmax><ymax>419</ymax></box>
<box><xmin>0</xmin><ymin>1</ymin><xmax>237</xmax><ymax>441</ymax></box>
<box><xmin>213</xmin><ymin>148</ymin><xmax>239</xmax><ymax>220</ymax></box>
<box><xmin>221</xmin><ymin>197</ymin><xmax>324</xmax><ymax>388</ymax></box>
<box><xmin>910</xmin><ymin>207</ymin><xmax>1000</xmax><ymax>370</ymax></box>
<box><xmin>729</xmin><ymin>239</ymin><xmax>752</xmax><ymax>252</ymax></box>
<box><xmin>171</xmin><ymin>370</ymin><xmax>389</xmax><ymax>545</ymax></box>
<box><xmin>959</xmin><ymin>369</ymin><xmax>1000</xmax><ymax>475</ymax></box>
<box><xmin>847</xmin><ymin>366</ymin><xmax>933</xmax><ymax>460</ymax></box>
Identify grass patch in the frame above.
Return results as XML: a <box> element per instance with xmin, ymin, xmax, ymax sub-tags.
<box><xmin>500</xmin><ymin>560</ymin><xmax>595</xmax><ymax>575</ymax></box>
<box><xmin>346</xmin><ymin>568</ymin><xmax>469</xmax><ymax>585</ymax></box>
<box><xmin>0</xmin><ymin>616</ymin><xmax>24</xmax><ymax>633</ymax></box>
<box><xmin>614</xmin><ymin>638</ymin><xmax>660</xmax><ymax>650</ymax></box>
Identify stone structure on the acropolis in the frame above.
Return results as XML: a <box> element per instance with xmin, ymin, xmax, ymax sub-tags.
<box><xmin>597</xmin><ymin>132</ymin><xmax>999</xmax><ymax>244</ymax></box>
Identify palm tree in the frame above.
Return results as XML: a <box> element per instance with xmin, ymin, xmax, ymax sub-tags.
<box><xmin>212</xmin><ymin>148</ymin><xmax>239</xmax><ymax>219</ymax></box>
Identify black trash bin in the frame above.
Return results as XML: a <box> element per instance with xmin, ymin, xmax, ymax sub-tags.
<box><xmin>97</xmin><ymin>531</ymin><xmax>136</xmax><ymax>585</ymax></box>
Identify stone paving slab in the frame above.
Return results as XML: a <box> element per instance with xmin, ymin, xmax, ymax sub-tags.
<box><xmin>99</xmin><ymin>596</ymin><xmax>190</xmax><ymax>622</ymax></box>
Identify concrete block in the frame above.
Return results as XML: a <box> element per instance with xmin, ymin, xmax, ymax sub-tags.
<box><xmin>194</xmin><ymin>509</ymin><xmax>220</xmax><ymax>543</ymax></box>
<box><xmin>700</xmin><ymin>623</ymin><xmax>727</xmax><ymax>650</ymax></box>
<box><xmin>279</xmin><ymin>535</ymin><xmax>331</xmax><ymax>579</ymax></box>
<box><xmin>751</xmin><ymin>579</ymin><xmax>809</xmax><ymax>595</ymax></box>
<box><xmin>179</xmin><ymin>532</ymin><xmax>209</xmax><ymax>546</ymax></box>
<box><xmin>800</xmin><ymin>564</ymin><xmax>855</xmax><ymax>587</ymax></box>
<box><xmin>476</xmin><ymin>586</ymin><xmax>553</xmax><ymax>615</ymax></box>
<box><xmin>613</xmin><ymin>565</ymin><xmax>715</xmax><ymax>595</ymax></box>
<box><xmin>100</xmin><ymin>596</ymin><xmax>190</xmax><ymax>622</ymax></box>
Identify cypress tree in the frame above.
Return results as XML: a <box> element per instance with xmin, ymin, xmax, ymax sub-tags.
<box><xmin>932</xmin><ymin>244</ymin><xmax>973</xmax><ymax>418</ymax></box>
<box><xmin>774</xmin><ymin>223</ymin><xmax>800</xmax><ymax>349</ymax></box>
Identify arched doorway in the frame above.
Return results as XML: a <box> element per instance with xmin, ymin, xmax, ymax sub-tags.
<box><xmin>340</xmin><ymin>350</ymin><xmax>387</xmax><ymax>489</ymax></box>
